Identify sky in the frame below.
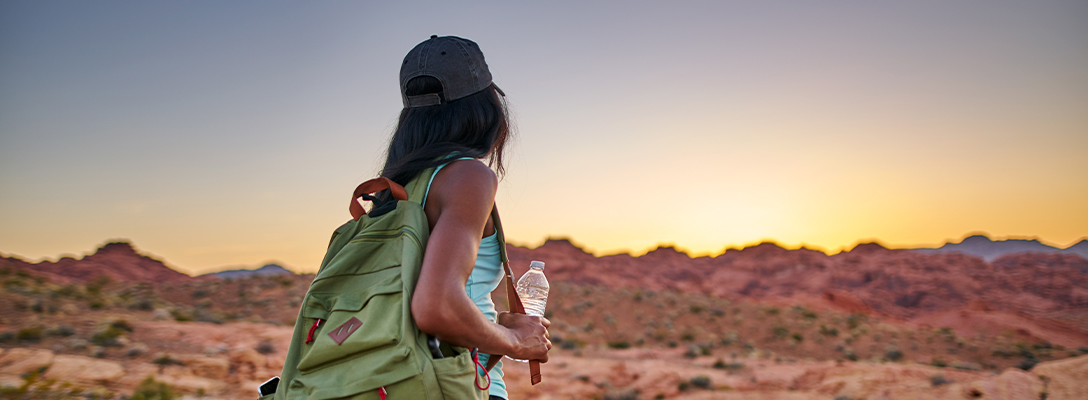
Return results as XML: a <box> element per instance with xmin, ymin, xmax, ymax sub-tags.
<box><xmin>1</xmin><ymin>1</ymin><xmax>1086</xmax><ymax>275</ymax></box>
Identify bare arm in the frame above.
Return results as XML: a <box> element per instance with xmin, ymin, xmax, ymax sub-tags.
<box><xmin>410</xmin><ymin>160</ymin><xmax>550</xmax><ymax>361</ymax></box>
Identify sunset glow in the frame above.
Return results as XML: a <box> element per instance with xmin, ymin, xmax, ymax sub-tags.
<box><xmin>1</xmin><ymin>1</ymin><xmax>1085</xmax><ymax>274</ymax></box>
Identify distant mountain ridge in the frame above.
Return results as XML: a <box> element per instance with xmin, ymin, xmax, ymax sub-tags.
<box><xmin>203</xmin><ymin>264</ymin><xmax>293</xmax><ymax>279</ymax></box>
<box><xmin>913</xmin><ymin>234</ymin><xmax>1088</xmax><ymax>261</ymax></box>
<box><xmin>0</xmin><ymin>241</ymin><xmax>196</xmax><ymax>284</ymax></box>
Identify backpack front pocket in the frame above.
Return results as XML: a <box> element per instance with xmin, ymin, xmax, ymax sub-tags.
<box><xmin>296</xmin><ymin>281</ymin><xmax>405</xmax><ymax>374</ymax></box>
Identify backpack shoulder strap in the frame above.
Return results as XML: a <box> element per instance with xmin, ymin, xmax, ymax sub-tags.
<box><xmin>404</xmin><ymin>168</ymin><xmax>436</xmax><ymax>205</ymax></box>
<box><xmin>488</xmin><ymin>206</ymin><xmax>543</xmax><ymax>385</ymax></box>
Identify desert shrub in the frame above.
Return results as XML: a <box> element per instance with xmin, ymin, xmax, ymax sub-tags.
<box><xmin>17</xmin><ymin>326</ymin><xmax>44</xmax><ymax>342</ymax></box>
<box><xmin>930</xmin><ymin>357</ymin><xmax>948</xmax><ymax>368</ymax></box>
<box><xmin>254</xmin><ymin>340</ymin><xmax>277</xmax><ymax>355</ymax></box>
<box><xmin>195</xmin><ymin>310</ymin><xmax>224</xmax><ymax>324</ymax></box>
<box><xmin>713</xmin><ymin>360</ymin><xmax>745</xmax><ymax>370</ymax></box>
<box><xmin>1015</xmin><ymin>357</ymin><xmax>1039</xmax><ymax>371</ymax></box>
<box><xmin>130</xmin><ymin>299</ymin><xmax>155</xmax><ymax>310</ymax></box>
<box><xmin>843</xmin><ymin>350</ymin><xmax>858</xmax><ymax>361</ymax></box>
<box><xmin>885</xmin><ymin>349</ymin><xmax>904</xmax><ymax>361</ymax></box>
<box><xmin>683</xmin><ymin>346</ymin><xmax>698</xmax><ymax>358</ymax></box>
<box><xmin>561</xmin><ymin>341</ymin><xmax>578</xmax><ymax>350</ymax></box>
<box><xmin>764</xmin><ymin>307</ymin><xmax>780</xmax><ymax>315</ymax></box>
<box><xmin>86</xmin><ymin>275</ymin><xmax>112</xmax><ymax>295</ymax></box>
<box><xmin>791</xmin><ymin>333</ymin><xmax>804</xmax><ymax>343</ymax></box>
<box><xmin>47</xmin><ymin>325</ymin><xmax>76</xmax><ymax>337</ymax></box>
<box><xmin>171</xmin><ymin>309</ymin><xmax>194</xmax><ymax>322</ymax></box>
<box><xmin>689</xmin><ymin>376</ymin><xmax>711</xmax><ymax>389</ymax></box>
<box><xmin>819</xmin><ymin>325</ymin><xmax>839</xmax><ymax>337</ymax></box>
<box><xmin>152</xmin><ymin>354</ymin><xmax>183</xmax><ymax>368</ymax></box>
<box><xmin>132</xmin><ymin>376</ymin><xmax>175</xmax><ymax>400</ymax></box>
<box><xmin>87</xmin><ymin>295</ymin><xmax>108</xmax><ymax>309</ymax></box>
<box><xmin>0</xmin><ymin>331</ymin><xmax>14</xmax><ymax>342</ymax></box>
<box><xmin>607</xmin><ymin>340</ymin><xmax>631</xmax><ymax>350</ymax></box>
<box><xmin>677</xmin><ymin>381</ymin><xmax>690</xmax><ymax>392</ymax></box>
<box><xmin>680</xmin><ymin>332</ymin><xmax>695</xmax><ymax>341</ymax></box>
<box><xmin>91</xmin><ymin>325</ymin><xmax>127</xmax><ymax>347</ymax></box>
<box><xmin>772</xmin><ymin>326</ymin><xmax>789</xmax><ymax>339</ymax></box>
<box><xmin>689</xmin><ymin>305</ymin><xmax>704</xmax><ymax>314</ymax></box>
<box><xmin>111</xmin><ymin>319</ymin><xmax>135</xmax><ymax>332</ymax></box>
<box><xmin>930</xmin><ymin>374</ymin><xmax>951</xmax><ymax>386</ymax></box>
<box><xmin>190</xmin><ymin>289</ymin><xmax>209</xmax><ymax>299</ymax></box>
<box><xmin>795</xmin><ymin>306</ymin><xmax>818</xmax><ymax>320</ymax></box>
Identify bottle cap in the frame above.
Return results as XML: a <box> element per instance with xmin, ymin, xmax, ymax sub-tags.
<box><xmin>529</xmin><ymin>260</ymin><xmax>545</xmax><ymax>270</ymax></box>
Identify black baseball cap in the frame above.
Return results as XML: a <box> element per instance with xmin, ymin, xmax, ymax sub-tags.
<box><xmin>400</xmin><ymin>35</ymin><xmax>500</xmax><ymax>108</ymax></box>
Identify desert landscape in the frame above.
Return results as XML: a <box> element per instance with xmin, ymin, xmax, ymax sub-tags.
<box><xmin>1</xmin><ymin>237</ymin><xmax>1086</xmax><ymax>399</ymax></box>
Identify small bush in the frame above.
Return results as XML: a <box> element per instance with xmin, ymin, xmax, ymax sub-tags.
<box><xmin>111</xmin><ymin>319</ymin><xmax>135</xmax><ymax>332</ymax></box>
<box><xmin>677</xmin><ymin>381</ymin><xmax>690</xmax><ymax>392</ymax></box>
<box><xmin>607</xmin><ymin>341</ymin><xmax>631</xmax><ymax>350</ymax></box>
<box><xmin>47</xmin><ymin>325</ymin><xmax>76</xmax><ymax>337</ymax></box>
<box><xmin>190</xmin><ymin>289</ymin><xmax>209</xmax><ymax>299</ymax></box>
<box><xmin>772</xmin><ymin>326</ymin><xmax>789</xmax><ymax>339</ymax></box>
<box><xmin>1015</xmin><ymin>357</ymin><xmax>1039</xmax><ymax>371</ymax></box>
<box><xmin>689</xmin><ymin>305</ymin><xmax>704</xmax><ymax>314</ymax></box>
<box><xmin>764</xmin><ymin>307</ymin><xmax>780</xmax><ymax>316</ymax></box>
<box><xmin>256</xmin><ymin>341</ymin><xmax>276</xmax><ymax>354</ymax></box>
<box><xmin>844</xmin><ymin>351</ymin><xmax>858</xmax><ymax>361</ymax></box>
<box><xmin>791</xmin><ymin>333</ymin><xmax>804</xmax><ymax>343</ymax></box>
<box><xmin>132</xmin><ymin>376</ymin><xmax>175</xmax><ymax>400</ymax></box>
<box><xmin>819</xmin><ymin>325</ymin><xmax>839</xmax><ymax>337</ymax></box>
<box><xmin>930</xmin><ymin>374</ymin><xmax>951</xmax><ymax>386</ymax></box>
<box><xmin>796</xmin><ymin>307</ymin><xmax>818</xmax><ymax>320</ymax></box>
<box><xmin>680</xmin><ymin>332</ymin><xmax>695</xmax><ymax>341</ymax></box>
<box><xmin>847</xmin><ymin>314</ymin><xmax>866</xmax><ymax>329</ymax></box>
<box><xmin>91</xmin><ymin>326</ymin><xmax>126</xmax><ymax>347</ymax></box>
<box><xmin>885</xmin><ymin>349</ymin><xmax>904</xmax><ymax>362</ymax></box>
<box><xmin>930</xmin><ymin>357</ymin><xmax>947</xmax><ymax>368</ymax></box>
<box><xmin>713</xmin><ymin>360</ymin><xmax>745</xmax><ymax>370</ymax></box>
<box><xmin>689</xmin><ymin>376</ymin><xmax>711</xmax><ymax>389</ymax></box>
<box><xmin>152</xmin><ymin>354</ymin><xmax>184</xmax><ymax>368</ymax></box>
<box><xmin>171</xmin><ymin>309</ymin><xmax>194</xmax><ymax>322</ymax></box>
<box><xmin>0</xmin><ymin>331</ymin><xmax>14</xmax><ymax>342</ymax></box>
<box><xmin>130</xmin><ymin>299</ymin><xmax>155</xmax><ymax>310</ymax></box>
<box><xmin>683</xmin><ymin>347</ymin><xmax>698</xmax><ymax>358</ymax></box>
<box><xmin>17</xmin><ymin>326</ymin><xmax>44</xmax><ymax>342</ymax></box>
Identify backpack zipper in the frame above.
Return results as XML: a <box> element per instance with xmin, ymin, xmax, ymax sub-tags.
<box><xmin>348</xmin><ymin>227</ymin><xmax>422</xmax><ymax>251</ymax></box>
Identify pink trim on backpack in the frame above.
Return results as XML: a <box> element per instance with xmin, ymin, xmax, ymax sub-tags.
<box><xmin>305</xmin><ymin>319</ymin><xmax>323</xmax><ymax>344</ymax></box>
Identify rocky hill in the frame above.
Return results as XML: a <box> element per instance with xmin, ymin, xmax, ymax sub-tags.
<box><xmin>0</xmin><ymin>241</ymin><xmax>196</xmax><ymax>285</ymax></box>
<box><xmin>505</xmin><ymin>239</ymin><xmax>1088</xmax><ymax>347</ymax></box>
<box><xmin>2</xmin><ymin>237</ymin><xmax>1088</xmax><ymax>399</ymax></box>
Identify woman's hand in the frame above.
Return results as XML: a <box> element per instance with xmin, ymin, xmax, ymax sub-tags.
<box><xmin>497</xmin><ymin>312</ymin><xmax>551</xmax><ymax>362</ymax></box>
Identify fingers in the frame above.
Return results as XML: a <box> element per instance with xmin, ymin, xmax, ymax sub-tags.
<box><xmin>539</xmin><ymin>316</ymin><xmax>551</xmax><ymax>328</ymax></box>
<box><xmin>496</xmin><ymin>311</ymin><xmax>511</xmax><ymax>326</ymax></box>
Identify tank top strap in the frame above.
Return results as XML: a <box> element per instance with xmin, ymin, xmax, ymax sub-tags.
<box><xmin>421</xmin><ymin>156</ymin><xmax>477</xmax><ymax>208</ymax></box>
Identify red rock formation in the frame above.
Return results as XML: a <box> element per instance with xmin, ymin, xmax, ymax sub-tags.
<box><xmin>0</xmin><ymin>241</ymin><xmax>196</xmax><ymax>284</ymax></box>
<box><xmin>506</xmin><ymin>239</ymin><xmax>1088</xmax><ymax>343</ymax></box>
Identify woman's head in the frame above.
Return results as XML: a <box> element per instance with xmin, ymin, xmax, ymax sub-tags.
<box><xmin>381</xmin><ymin>36</ymin><xmax>511</xmax><ymax>186</ymax></box>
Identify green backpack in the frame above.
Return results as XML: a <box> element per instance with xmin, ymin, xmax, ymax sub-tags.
<box><xmin>270</xmin><ymin>170</ymin><xmax>491</xmax><ymax>400</ymax></box>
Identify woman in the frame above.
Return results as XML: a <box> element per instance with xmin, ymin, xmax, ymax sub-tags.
<box><xmin>385</xmin><ymin>35</ymin><xmax>551</xmax><ymax>400</ymax></box>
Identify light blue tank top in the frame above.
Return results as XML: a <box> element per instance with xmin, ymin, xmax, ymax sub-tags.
<box><xmin>422</xmin><ymin>158</ymin><xmax>508</xmax><ymax>399</ymax></box>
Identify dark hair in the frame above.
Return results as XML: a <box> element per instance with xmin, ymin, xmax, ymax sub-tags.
<box><xmin>380</xmin><ymin>76</ymin><xmax>511</xmax><ymax>188</ymax></box>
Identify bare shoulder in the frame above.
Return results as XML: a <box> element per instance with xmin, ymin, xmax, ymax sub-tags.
<box><xmin>428</xmin><ymin>159</ymin><xmax>497</xmax><ymax>209</ymax></box>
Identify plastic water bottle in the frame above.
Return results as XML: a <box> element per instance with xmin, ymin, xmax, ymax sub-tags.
<box><xmin>516</xmin><ymin>260</ymin><xmax>549</xmax><ymax>317</ymax></box>
<box><xmin>510</xmin><ymin>260</ymin><xmax>549</xmax><ymax>362</ymax></box>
